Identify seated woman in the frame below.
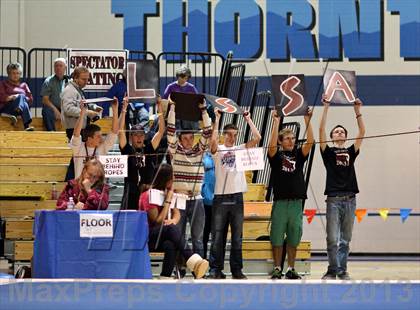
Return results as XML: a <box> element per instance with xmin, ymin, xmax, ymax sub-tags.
<box><xmin>139</xmin><ymin>163</ymin><xmax>209</xmax><ymax>279</ymax></box>
<box><xmin>56</xmin><ymin>159</ymin><xmax>109</xmax><ymax>210</ymax></box>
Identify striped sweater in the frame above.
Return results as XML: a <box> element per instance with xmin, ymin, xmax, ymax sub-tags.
<box><xmin>167</xmin><ymin>105</ymin><xmax>212</xmax><ymax>194</ymax></box>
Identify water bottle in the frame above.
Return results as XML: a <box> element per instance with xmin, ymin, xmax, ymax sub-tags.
<box><xmin>67</xmin><ymin>197</ymin><xmax>75</xmax><ymax>210</ymax></box>
<box><xmin>51</xmin><ymin>182</ymin><xmax>58</xmax><ymax>200</ymax></box>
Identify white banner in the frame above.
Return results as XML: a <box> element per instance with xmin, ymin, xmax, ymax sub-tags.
<box><xmin>67</xmin><ymin>49</ymin><xmax>128</xmax><ymax>91</ymax></box>
<box><xmin>235</xmin><ymin>147</ymin><xmax>265</xmax><ymax>172</ymax></box>
<box><xmin>98</xmin><ymin>155</ymin><xmax>128</xmax><ymax>178</ymax></box>
<box><xmin>79</xmin><ymin>213</ymin><xmax>113</xmax><ymax>238</ymax></box>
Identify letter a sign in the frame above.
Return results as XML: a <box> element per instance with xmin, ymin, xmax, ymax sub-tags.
<box><xmin>272</xmin><ymin>75</ymin><xmax>308</xmax><ymax>117</ymax></box>
<box><xmin>323</xmin><ymin>69</ymin><xmax>357</xmax><ymax>104</ymax></box>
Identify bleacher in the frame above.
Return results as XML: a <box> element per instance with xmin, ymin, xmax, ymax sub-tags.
<box><xmin>0</xmin><ymin>116</ymin><xmax>311</xmax><ymax>277</ymax></box>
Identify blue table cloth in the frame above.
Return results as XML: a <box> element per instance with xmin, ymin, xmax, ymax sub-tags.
<box><xmin>33</xmin><ymin>210</ymin><xmax>152</xmax><ymax>279</ymax></box>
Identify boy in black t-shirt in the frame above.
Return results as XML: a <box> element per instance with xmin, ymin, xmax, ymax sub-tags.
<box><xmin>267</xmin><ymin>108</ymin><xmax>314</xmax><ymax>279</ymax></box>
<box><xmin>119</xmin><ymin>96</ymin><xmax>166</xmax><ymax>210</ymax></box>
<box><xmin>319</xmin><ymin>95</ymin><xmax>366</xmax><ymax>280</ymax></box>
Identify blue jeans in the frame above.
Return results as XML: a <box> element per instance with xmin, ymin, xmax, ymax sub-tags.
<box><xmin>42</xmin><ymin>105</ymin><xmax>58</xmax><ymax>131</ymax></box>
<box><xmin>0</xmin><ymin>94</ymin><xmax>32</xmax><ymax>126</ymax></box>
<box><xmin>210</xmin><ymin>193</ymin><xmax>244</xmax><ymax>273</ymax></box>
<box><xmin>326</xmin><ymin>196</ymin><xmax>356</xmax><ymax>274</ymax></box>
<box><xmin>177</xmin><ymin>198</ymin><xmax>205</xmax><ymax>257</ymax></box>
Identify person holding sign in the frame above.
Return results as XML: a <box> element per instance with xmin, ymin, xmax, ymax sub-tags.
<box><xmin>139</xmin><ymin>164</ymin><xmax>209</xmax><ymax>279</ymax></box>
<box><xmin>70</xmin><ymin>97</ymin><xmax>121</xmax><ymax>179</ymax></box>
<box><xmin>119</xmin><ymin>96</ymin><xmax>166</xmax><ymax>210</ymax></box>
<box><xmin>208</xmin><ymin>109</ymin><xmax>261</xmax><ymax>280</ymax></box>
<box><xmin>56</xmin><ymin>159</ymin><xmax>109</xmax><ymax>210</ymax></box>
<box><xmin>267</xmin><ymin>108</ymin><xmax>314</xmax><ymax>279</ymax></box>
<box><xmin>319</xmin><ymin>95</ymin><xmax>365</xmax><ymax>280</ymax></box>
<box><xmin>61</xmin><ymin>66</ymin><xmax>102</xmax><ymax>140</ymax></box>
<box><xmin>167</xmin><ymin>96</ymin><xmax>212</xmax><ymax>260</ymax></box>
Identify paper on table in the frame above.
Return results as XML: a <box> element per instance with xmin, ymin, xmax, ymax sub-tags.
<box><xmin>84</xmin><ymin>97</ymin><xmax>114</xmax><ymax>104</ymax></box>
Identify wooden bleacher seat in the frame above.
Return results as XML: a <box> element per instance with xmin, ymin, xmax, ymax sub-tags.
<box><xmin>242</xmin><ymin>202</ymin><xmax>311</xmax><ymax>261</ymax></box>
<box><xmin>0</xmin><ymin>182</ymin><xmax>65</xmax><ymax>199</ymax></box>
<box><xmin>0</xmin><ymin>164</ymin><xmax>67</xmax><ymax>182</ymax></box>
<box><xmin>0</xmin><ymin>200</ymin><xmax>55</xmax><ymax>218</ymax></box>
<box><xmin>13</xmin><ymin>241</ymin><xmax>33</xmax><ymax>261</ymax></box>
<box><xmin>0</xmin><ymin>116</ymin><xmax>113</xmax><ymax>133</ymax></box>
<box><xmin>5</xmin><ymin>220</ymin><xmax>33</xmax><ymax>239</ymax></box>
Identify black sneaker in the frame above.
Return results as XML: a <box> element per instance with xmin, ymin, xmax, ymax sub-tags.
<box><xmin>321</xmin><ymin>271</ymin><xmax>337</xmax><ymax>280</ymax></box>
<box><xmin>285</xmin><ymin>268</ymin><xmax>301</xmax><ymax>279</ymax></box>
<box><xmin>271</xmin><ymin>268</ymin><xmax>283</xmax><ymax>279</ymax></box>
<box><xmin>207</xmin><ymin>270</ymin><xmax>226</xmax><ymax>279</ymax></box>
<box><xmin>232</xmin><ymin>271</ymin><xmax>247</xmax><ymax>280</ymax></box>
<box><xmin>337</xmin><ymin>271</ymin><xmax>351</xmax><ymax>280</ymax></box>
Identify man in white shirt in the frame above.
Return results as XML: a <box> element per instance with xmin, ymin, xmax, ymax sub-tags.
<box><xmin>70</xmin><ymin>98</ymin><xmax>120</xmax><ymax>178</ymax></box>
<box><xmin>208</xmin><ymin>109</ymin><xmax>261</xmax><ymax>279</ymax></box>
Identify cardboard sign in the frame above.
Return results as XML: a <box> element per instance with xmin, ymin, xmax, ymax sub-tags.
<box><xmin>203</xmin><ymin>94</ymin><xmax>243</xmax><ymax>114</ymax></box>
<box><xmin>80</xmin><ymin>213</ymin><xmax>113</xmax><ymax>238</ymax></box>
<box><xmin>98</xmin><ymin>155</ymin><xmax>128</xmax><ymax>178</ymax></box>
<box><xmin>170</xmin><ymin>92</ymin><xmax>205</xmax><ymax>121</ymax></box>
<box><xmin>272</xmin><ymin>75</ymin><xmax>308</xmax><ymax>117</ymax></box>
<box><xmin>235</xmin><ymin>147</ymin><xmax>265</xmax><ymax>172</ymax></box>
<box><xmin>127</xmin><ymin>60</ymin><xmax>159</xmax><ymax>103</ymax></box>
<box><xmin>84</xmin><ymin>97</ymin><xmax>114</xmax><ymax>104</ymax></box>
<box><xmin>67</xmin><ymin>49</ymin><xmax>127</xmax><ymax>91</ymax></box>
<box><xmin>323</xmin><ymin>69</ymin><xmax>357</xmax><ymax>104</ymax></box>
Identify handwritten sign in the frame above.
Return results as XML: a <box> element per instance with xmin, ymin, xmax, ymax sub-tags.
<box><xmin>80</xmin><ymin>213</ymin><xmax>113</xmax><ymax>238</ymax></box>
<box><xmin>98</xmin><ymin>155</ymin><xmax>128</xmax><ymax>178</ymax></box>
<box><xmin>235</xmin><ymin>147</ymin><xmax>265</xmax><ymax>172</ymax></box>
<box><xmin>272</xmin><ymin>74</ymin><xmax>308</xmax><ymax>117</ymax></box>
<box><xmin>323</xmin><ymin>69</ymin><xmax>357</xmax><ymax>104</ymax></box>
<box><xmin>127</xmin><ymin>60</ymin><xmax>159</xmax><ymax>103</ymax></box>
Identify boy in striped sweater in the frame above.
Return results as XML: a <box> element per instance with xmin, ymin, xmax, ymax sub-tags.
<box><xmin>167</xmin><ymin>98</ymin><xmax>212</xmax><ymax>258</ymax></box>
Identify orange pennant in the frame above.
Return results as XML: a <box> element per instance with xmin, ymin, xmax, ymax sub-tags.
<box><xmin>304</xmin><ymin>209</ymin><xmax>316</xmax><ymax>224</ymax></box>
<box><xmin>355</xmin><ymin>209</ymin><xmax>367</xmax><ymax>223</ymax></box>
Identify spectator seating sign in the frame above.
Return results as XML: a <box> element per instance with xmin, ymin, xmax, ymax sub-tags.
<box><xmin>67</xmin><ymin>49</ymin><xmax>128</xmax><ymax>91</ymax></box>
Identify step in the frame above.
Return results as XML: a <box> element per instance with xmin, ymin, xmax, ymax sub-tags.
<box><xmin>0</xmin><ymin>116</ymin><xmax>113</xmax><ymax>133</ymax></box>
<box><xmin>242</xmin><ymin>241</ymin><xmax>311</xmax><ymax>260</ymax></box>
<box><xmin>0</xmin><ymin>182</ymin><xmax>66</xmax><ymax>199</ymax></box>
<box><xmin>0</xmin><ymin>131</ymin><xmax>68</xmax><ymax>148</ymax></box>
<box><xmin>0</xmin><ymin>147</ymin><xmax>71</xmax><ymax>164</ymax></box>
<box><xmin>5</xmin><ymin>220</ymin><xmax>34</xmax><ymax>239</ymax></box>
<box><xmin>0</xmin><ymin>200</ymin><xmax>56</xmax><ymax>218</ymax></box>
<box><xmin>0</xmin><ymin>164</ymin><xmax>67</xmax><ymax>182</ymax></box>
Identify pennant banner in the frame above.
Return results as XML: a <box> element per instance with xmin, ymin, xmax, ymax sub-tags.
<box><xmin>379</xmin><ymin>208</ymin><xmax>390</xmax><ymax>221</ymax></box>
<box><xmin>323</xmin><ymin>69</ymin><xmax>357</xmax><ymax>104</ymax></box>
<box><xmin>400</xmin><ymin>208</ymin><xmax>412</xmax><ymax>223</ymax></box>
<box><xmin>304</xmin><ymin>209</ymin><xmax>316</xmax><ymax>224</ymax></box>
<box><xmin>203</xmin><ymin>94</ymin><xmax>243</xmax><ymax>114</ymax></box>
<box><xmin>271</xmin><ymin>74</ymin><xmax>308</xmax><ymax>117</ymax></box>
<box><xmin>355</xmin><ymin>209</ymin><xmax>367</xmax><ymax>223</ymax></box>
<box><xmin>127</xmin><ymin>60</ymin><xmax>159</xmax><ymax>103</ymax></box>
